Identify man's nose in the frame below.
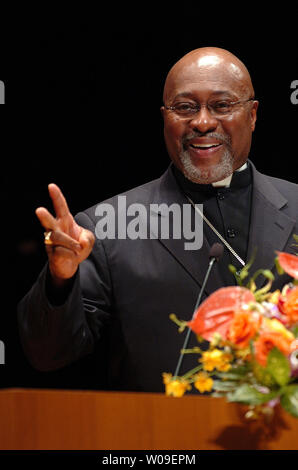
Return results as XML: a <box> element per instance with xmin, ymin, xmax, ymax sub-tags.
<box><xmin>189</xmin><ymin>106</ymin><xmax>218</xmax><ymax>133</ymax></box>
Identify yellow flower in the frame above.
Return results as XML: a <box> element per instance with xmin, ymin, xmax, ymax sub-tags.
<box><xmin>263</xmin><ymin>318</ymin><xmax>294</xmax><ymax>341</ymax></box>
<box><xmin>235</xmin><ymin>347</ymin><xmax>251</xmax><ymax>361</ymax></box>
<box><xmin>200</xmin><ymin>348</ymin><xmax>233</xmax><ymax>372</ymax></box>
<box><xmin>210</xmin><ymin>332</ymin><xmax>223</xmax><ymax>348</ymax></box>
<box><xmin>267</xmin><ymin>290</ymin><xmax>281</xmax><ymax>304</ymax></box>
<box><xmin>162</xmin><ymin>373</ymin><xmax>191</xmax><ymax>397</ymax></box>
<box><xmin>217</xmin><ymin>361</ymin><xmax>232</xmax><ymax>372</ymax></box>
<box><xmin>194</xmin><ymin>372</ymin><xmax>213</xmax><ymax>393</ymax></box>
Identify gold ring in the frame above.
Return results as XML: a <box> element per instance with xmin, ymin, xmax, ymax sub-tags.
<box><xmin>44</xmin><ymin>230</ymin><xmax>53</xmax><ymax>245</ymax></box>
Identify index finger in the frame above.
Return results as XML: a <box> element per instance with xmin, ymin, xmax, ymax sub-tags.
<box><xmin>48</xmin><ymin>183</ymin><xmax>71</xmax><ymax>219</ymax></box>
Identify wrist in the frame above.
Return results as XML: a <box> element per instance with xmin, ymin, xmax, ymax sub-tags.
<box><xmin>46</xmin><ymin>266</ymin><xmax>78</xmax><ymax>306</ymax></box>
<box><xmin>50</xmin><ymin>274</ymin><xmax>73</xmax><ymax>289</ymax></box>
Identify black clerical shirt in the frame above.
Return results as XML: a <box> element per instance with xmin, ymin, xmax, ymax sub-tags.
<box><xmin>172</xmin><ymin>162</ymin><xmax>253</xmax><ymax>286</ymax></box>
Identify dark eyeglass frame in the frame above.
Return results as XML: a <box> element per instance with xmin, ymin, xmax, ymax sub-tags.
<box><xmin>164</xmin><ymin>98</ymin><xmax>255</xmax><ymax>118</ymax></box>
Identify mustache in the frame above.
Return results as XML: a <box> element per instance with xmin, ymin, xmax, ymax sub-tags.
<box><xmin>182</xmin><ymin>132</ymin><xmax>232</xmax><ymax>148</ymax></box>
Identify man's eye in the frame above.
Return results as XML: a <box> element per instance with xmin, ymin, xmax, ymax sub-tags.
<box><xmin>212</xmin><ymin>102</ymin><xmax>232</xmax><ymax>110</ymax></box>
<box><xmin>175</xmin><ymin>103</ymin><xmax>196</xmax><ymax>112</ymax></box>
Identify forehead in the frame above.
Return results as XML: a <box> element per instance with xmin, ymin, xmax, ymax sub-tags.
<box><xmin>166</xmin><ymin>57</ymin><xmax>248</xmax><ymax>101</ymax></box>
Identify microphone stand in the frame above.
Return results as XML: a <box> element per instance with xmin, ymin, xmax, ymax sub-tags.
<box><xmin>173</xmin><ymin>256</ymin><xmax>218</xmax><ymax>379</ymax></box>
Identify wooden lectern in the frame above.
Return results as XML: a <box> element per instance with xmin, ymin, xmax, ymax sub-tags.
<box><xmin>0</xmin><ymin>388</ymin><xmax>297</xmax><ymax>450</ymax></box>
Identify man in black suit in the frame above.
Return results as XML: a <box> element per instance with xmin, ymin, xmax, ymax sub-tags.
<box><xmin>18</xmin><ymin>47</ymin><xmax>298</xmax><ymax>392</ymax></box>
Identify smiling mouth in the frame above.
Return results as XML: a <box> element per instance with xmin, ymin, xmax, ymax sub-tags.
<box><xmin>189</xmin><ymin>143</ymin><xmax>222</xmax><ymax>150</ymax></box>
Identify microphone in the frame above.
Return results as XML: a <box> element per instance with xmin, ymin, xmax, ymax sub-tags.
<box><xmin>173</xmin><ymin>243</ymin><xmax>224</xmax><ymax>378</ymax></box>
<box><xmin>209</xmin><ymin>242</ymin><xmax>224</xmax><ymax>262</ymax></box>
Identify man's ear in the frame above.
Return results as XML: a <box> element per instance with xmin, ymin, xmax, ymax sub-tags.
<box><xmin>250</xmin><ymin>100</ymin><xmax>259</xmax><ymax>132</ymax></box>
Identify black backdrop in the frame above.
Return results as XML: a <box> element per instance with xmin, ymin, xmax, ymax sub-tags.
<box><xmin>0</xmin><ymin>6</ymin><xmax>297</xmax><ymax>389</ymax></box>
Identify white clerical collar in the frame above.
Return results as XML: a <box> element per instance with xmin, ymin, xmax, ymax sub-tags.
<box><xmin>212</xmin><ymin>162</ymin><xmax>248</xmax><ymax>188</ymax></box>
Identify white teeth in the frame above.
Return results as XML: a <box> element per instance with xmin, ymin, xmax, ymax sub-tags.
<box><xmin>191</xmin><ymin>143</ymin><xmax>220</xmax><ymax>148</ymax></box>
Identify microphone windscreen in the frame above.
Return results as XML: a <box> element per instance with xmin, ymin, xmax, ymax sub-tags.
<box><xmin>209</xmin><ymin>243</ymin><xmax>224</xmax><ymax>261</ymax></box>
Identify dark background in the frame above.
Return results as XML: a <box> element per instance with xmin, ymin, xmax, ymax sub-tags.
<box><xmin>0</xmin><ymin>6</ymin><xmax>297</xmax><ymax>389</ymax></box>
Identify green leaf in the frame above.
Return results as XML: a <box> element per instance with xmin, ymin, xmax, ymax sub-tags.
<box><xmin>216</xmin><ymin>373</ymin><xmax>245</xmax><ymax>381</ymax></box>
<box><xmin>244</xmin><ymin>249</ymin><xmax>257</xmax><ymax>271</ymax></box>
<box><xmin>229</xmin><ymin>264</ymin><xmax>243</xmax><ymax>286</ymax></box>
<box><xmin>280</xmin><ymin>385</ymin><xmax>298</xmax><ymax>417</ymax></box>
<box><xmin>212</xmin><ymin>380</ymin><xmax>238</xmax><ymax>392</ymax></box>
<box><xmin>217</xmin><ymin>366</ymin><xmax>249</xmax><ymax>381</ymax></box>
<box><xmin>239</xmin><ymin>269</ymin><xmax>250</xmax><ymax>281</ymax></box>
<box><xmin>227</xmin><ymin>384</ymin><xmax>278</xmax><ymax>405</ymax></box>
<box><xmin>230</xmin><ymin>365</ymin><xmax>249</xmax><ymax>375</ymax></box>
<box><xmin>266</xmin><ymin>347</ymin><xmax>291</xmax><ymax>387</ymax></box>
<box><xmin>211</xmin><ymin>391</ymin><xmax>227</xmax><ymax>398</ymax></box>
<box><xmin>275</xmin><ymin>257</ymin><xmax>284</xmax><ymax>275</ymax></box>
<box><xmin>228</xmin><ymin>264</ymin><xmax>237</xmax><ymax>275</ymax></box>
<box><xmin>252</xmin><ymin>361</ymin><xmax>276</xmax><ymax>387</ymax></box>
<box><xmin>291</xmin><ymin>325</ymin><xmax>298</xmax><ymax>338</ymax></box>
<box><xmin>262</xmin><ymin>269</ymin><xmax>275</xmax><ymax>281</ymax></box>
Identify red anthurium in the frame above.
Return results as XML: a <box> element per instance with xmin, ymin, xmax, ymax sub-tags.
<box><xmin>277</xmin><ymin>251</ymin><xmax>298</xmax><ymax>279</ymax></box>
<box><xmin>188</xmin><ymin>286</ymin><xmax>255</xmax><ymax>341</ymax></box>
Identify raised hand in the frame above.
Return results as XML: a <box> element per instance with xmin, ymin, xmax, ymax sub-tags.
<box><xmin>35</xmin><ymin>184</ymin><xmax>95</xmax><ymax>286</ymax></box>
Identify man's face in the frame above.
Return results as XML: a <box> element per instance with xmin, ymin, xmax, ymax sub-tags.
<box><xmin>161</xmin><ymin>56</ymin><xmax>258</xmax><ymax>183</ymax></box>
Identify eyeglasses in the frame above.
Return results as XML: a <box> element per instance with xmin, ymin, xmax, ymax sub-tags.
<box><xmin>164</xmin><ymin>98</ymin><xmax>255</xmax><ymax>118</ymax></box>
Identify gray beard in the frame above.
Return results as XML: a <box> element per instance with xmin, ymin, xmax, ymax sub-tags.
<box><xmin>178</xmin><ymin>147</ymin><xmax>234</xmax><ymax>184</ymax></box>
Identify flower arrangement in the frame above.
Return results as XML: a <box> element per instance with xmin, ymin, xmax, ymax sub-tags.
<box><xmin>163</xmin><ymin>236</ymin><xmax>298</xmax><ymax>420</ymax></box>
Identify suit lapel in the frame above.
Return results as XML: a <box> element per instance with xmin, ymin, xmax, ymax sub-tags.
<box><xmin>150</xmin><ymin>167</ymin><xmax>223</xmax><ymax>296</ymax></box>
<box><xmin>152</xmin><ymin>163</ymin><xmax>295</xmax><ymax>293</ymax></box>
<box><xmin>247</xmin><ymin>163</ymin><xmax>296</xmax><ymax>288</ymax></box>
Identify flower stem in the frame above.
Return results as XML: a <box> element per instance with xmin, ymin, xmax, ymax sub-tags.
<box><xmin>181</xmin><ymin>347</ymin><xmax>203</xmax><ymax>355</ymax></box>
<box><xmin>180</xmin><ymin>365</ymin><xmax>203</xmax><ymax>380</ymax></box>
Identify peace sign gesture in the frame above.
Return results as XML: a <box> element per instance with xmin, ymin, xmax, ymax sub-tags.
<box><xmin>35</xmin><ymin>184</ymin><xmax>95</xmax><ymax>287</ymax></box>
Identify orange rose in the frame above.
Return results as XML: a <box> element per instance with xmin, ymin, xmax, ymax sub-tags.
<box><xmin>227</xmin><ymin>310</ymin><xmax>261</xmax><ymax>348</ymax></box>
<box><xmin>254</xmin><ymin>331</ymin><xmax>292</xmax><ymax>367</ymax></box>
<box><xmin>281</xmin><ymin>286</ymin><xmax>298</xmax><ymax>325</ymax></box>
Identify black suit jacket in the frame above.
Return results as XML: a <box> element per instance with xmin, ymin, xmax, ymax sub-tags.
<box><xmin>18</xmin><ymin>162</ymin><xmax>298</xmax><ymax>392</ymax></box>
